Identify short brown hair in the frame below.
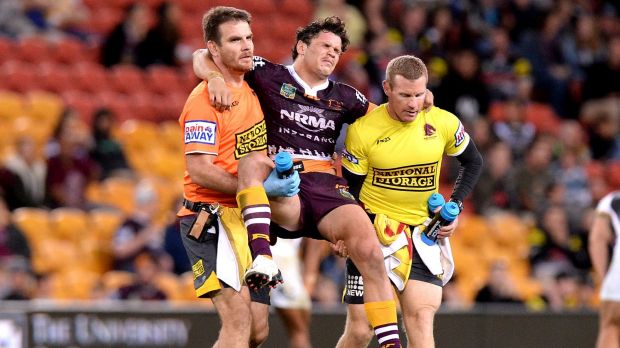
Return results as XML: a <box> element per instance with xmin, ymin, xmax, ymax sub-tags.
<box><xmin>202</xmin><ymin>6</ymin><xmax>251</xmax><ymax>45</ymax></box>
<box><xmin>385</xmin><ymin>55</ymin><xmax>428</xmax><ymax>85</ymax></box>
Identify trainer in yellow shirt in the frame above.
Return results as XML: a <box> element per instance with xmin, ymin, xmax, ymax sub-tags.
<box><xmin>340</xmin><ymin>55</ymin><xmax>483</xmax><ymax>347</ymax></box>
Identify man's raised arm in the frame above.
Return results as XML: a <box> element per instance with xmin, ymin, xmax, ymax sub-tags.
<box><xmin>193</xmin><ymin>49</ymin><xmax>231</xmax><ymax>111</ymax></box>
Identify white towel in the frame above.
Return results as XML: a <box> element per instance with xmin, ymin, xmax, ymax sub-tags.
<box><xmin>411</xmin><ymin>226</ymin><xmax>455</xmax><ymax>286</ymax></box>
<box><xmin>380</xmin><ymin>231</ymin><xmax>410</xmax><ymax>291</ymax></box>
<box><xmin>215</xmin><ymin>219</ymin><xmax>242</xmax><ymax>291</ymax></box>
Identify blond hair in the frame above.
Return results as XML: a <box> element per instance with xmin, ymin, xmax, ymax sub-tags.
<box><xmin>385</xmin><ymin>55</ymin><xmax>427</xmax><ymax>85</ymax></box>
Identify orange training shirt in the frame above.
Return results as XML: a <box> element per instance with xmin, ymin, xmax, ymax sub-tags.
<box><xmin>178</xmin><ymin>81</ymin><xmax>267</xmax><ymax>214</ymax></box>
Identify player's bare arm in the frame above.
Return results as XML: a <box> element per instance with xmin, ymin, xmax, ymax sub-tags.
<box><xmin>193</xmin><ymin>48</ymin><xmax>232</xmax><ymax>111</ymax></box>
<box><xmin>589</xmin><ymin>213</ymin><xmax>612</xmax><ymax>283</ymax></box>
<box><xmin>186</xmin><ymin>153</ymin><xmax>238</xmax><ymax>194</ymax></box>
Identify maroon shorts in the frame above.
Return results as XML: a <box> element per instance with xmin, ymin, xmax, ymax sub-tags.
<box><xmin>270</xmin><ymin>172</ymin><xmax>359</xmax><ymax>241</ymax></box>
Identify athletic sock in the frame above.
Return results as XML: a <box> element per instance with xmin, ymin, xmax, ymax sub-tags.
<box><xmin>237</xmin><ymin>186</ymin><xmax>272</xmax><ymax>259</ymax></box>
<box><xmin>364</xmin><ymin>300</ymin><xmax>401</xmax><ymax>348</ymax></box>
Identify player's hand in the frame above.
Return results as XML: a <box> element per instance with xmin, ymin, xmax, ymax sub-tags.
<box><xmin>207</xmin><ymin>77</ymin><xmax>231</xmax><ymax>112</ymax></box>
<box><xmin>263</xmin><ymin>169</ymin><xmax>300</xmax><ymax>197</ymax></box>
<box><xmin>423</xmin><ymin>89</ymin><xmax>434</xmax><ymax>111</ymax></box>
<box><xmin>436</xmin><ymin>216</ymin><xmax>458</xmax><ymax>239</ymax></box>
<box><xmin>330</xmin><ymin>240</ymin><xmax>348</xmax><ymax>258</ymax></box>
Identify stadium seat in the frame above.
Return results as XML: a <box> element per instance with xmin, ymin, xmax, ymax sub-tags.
<box><xmin>128</xmin><ymin>92</ymin><xmax>157</xmax><ymax>121</ymax></box>
<box><xmin>146</xmin><ymin>66</ymin><xmax>184</xmax><ymax>95</ymax></box>
<box><xmin>96</xmin><ymin>91</ymin><xmax>133</xmax><ymax>122</ymax></box>
<box><xmin>38</xmin><ymin>62</ymin><xmax>73</xmax><ymax>94</ymax></box>
<box><xmin>607</xmin><ymin>161</ymin><xmax>620</xmax><ymax>189</ymax></box>
<box><xmin>101</xmin><ymin>176</ymin><xmax>138</xmax><ymax>215</ymax></box>
<box><xmin>51</xmin><ymin>37</ymin><xmax>86</xmax><ymax>64</ymax></box>
<box><xmin>89</xmin><ymin>208</ymin><xmax>125</xmax><ymax>242</ymax></box>
<box><xmin>49</xmin><ymin>208</ymin><xmax>89</xmax><ymax>242</ymax></box>
<box><xmin>109</xmin><ymin>64</ymin><xmax>146</xmax><ymax>94</ymax></box>
<box><xmin>153</xmin><ymin>272</ymin><xmax>183</xmax><ymax>301</ymax></box>
<box><xmin>0</xmin><ymin>60</ymin><xmax>38</xmax><ymax>93</ymax></box>
<box><xmin>32</xmin><ymin>239</ymin><xmax>79</xmax><ymax>274</ymax></box>
<box><xmin>61</xmin><ymin>90</ymin><xmax>99</xmax><ymax>125</ymax></box>
<box><xmin>102</xmin><ymin>270</ymin><xmax>135</xmax><ymax>293</ymax></box>
<box><xmin>0</xmin><ymin>90</ymin><xmax>27</xmax><ymax>121</ymax></box>
<box><xmin>25</xmin><ymin>90</ymin><xmax>64</xmax><ymax>130</ymax></box>
<box><xmin>72</xmin><ymin>61</ymin><xmax>111</xmax><ymax>93</ymax></box>
<box><xmin>280</xmin><ymin>0</ymin><xmax>314</xmax><ymax>22</ymax></box>
<box><xmin>16</xmin><ymin>37</ymin><xmax>51</xmax><ymax>63</ymax></box>
<box><xmin>87</xmin><ymin>7</ymin><xmax>123</xmax><ymax>35</ymax></box>
<box><xmin>12</xmin><ymin>207</ymin><xmax>51</xmax><ymax>246</ymax></box>
<box><xmin>0</xmin><ymin>38</ymin><xmax>16</xmax><ymax>64</ymax></box>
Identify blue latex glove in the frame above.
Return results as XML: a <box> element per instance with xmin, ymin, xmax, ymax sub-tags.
<box><xmin>263</xmin><ymin>168</ymin><xmax>300</xmax><ymax>197</ymax></box>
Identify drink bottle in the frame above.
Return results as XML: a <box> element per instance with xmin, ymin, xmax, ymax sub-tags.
<box><xmin>275</xmin><ymin>152</ymin><xmax>295</xmax><ymax>179</ymax></box>
<box><xmin>427</xmin><ymin>193</ymin><xmax>445</xmax><ymax>216</ymax></box>
<box><xmin>421</xmin><ymin>201</ymin><xmax>460</xmax><ymax>245</ymax></box>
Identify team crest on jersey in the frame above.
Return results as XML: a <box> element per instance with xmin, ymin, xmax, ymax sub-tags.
<box><xmin>327</xmin><ymin>99</ymin><xmax>344</xmax><ymax>111</ymax></box>
<box><xmin>335</xmin><ymin>184</ymin><xmax>356</xmax><ymax>201</ymax></box>
<box><xmin>342</xmin><ymin>148</ymin><xmax>359</xmax><ymax>164</ymax></box>
<box><xmin>372</xmin><ymin>162</ymin><xmax>438</xmax><ymax>191</ymax></box>
<box><xmin>424</xmin><ymin>123</ymin><xmax>436</xmax><ymax>137</ymax></box>
<box><xmin>185</xmin><ymin>120</ymin><xmax>216</xmax><ymax>145</ymax></box>
<box><xmin>280</xmin><ymin>83</ymin><xmax>297</xmax><ymax>99</ymax></box>
<box><xmin>454</xmin><ymin>122</ymin><xmax>466</xmax><ymax>147</ymax></box>
<box><xmin>235</xmin><ymin>120</ymin><xmax>267</xmax><ymax>158</ymax></box>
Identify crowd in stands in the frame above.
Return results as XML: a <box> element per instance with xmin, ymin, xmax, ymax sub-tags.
<box><xmin>0</xmin><ymin>0</ymin><xmax>618</xmax><ymax>313</ymax></box>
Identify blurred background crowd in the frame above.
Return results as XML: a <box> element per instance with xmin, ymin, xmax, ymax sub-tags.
<box><xmin>0</xmin><ymin>0</ymin><xmax>618</xmax><ymax>313</ymax></box>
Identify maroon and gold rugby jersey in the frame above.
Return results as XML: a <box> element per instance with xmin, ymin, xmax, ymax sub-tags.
<box><xmin>246</xmin><ymin>56</ymin><xmax>370</xmax><ymax>172</ymax></box>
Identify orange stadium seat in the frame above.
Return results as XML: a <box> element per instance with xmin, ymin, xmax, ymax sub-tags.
<box><xmin>0</xmin><ymin>90</ymin><xmax>27</xmax><ymax>121</ymax></box>
<box><xmin>109</xmin><ymin>64</ymin><xmax>146</xmax><ymax>94</ymax></box>
<box><xmin>100</xmin><ymin>176</ymin><xmax>138</xmax><ymax>215</ymax></box>
<box><xmin>89</xmin><ymin>208</ymin><xmax>124</xmax><ymax>242</ymax></box>
<box><xmin>102</xmin><ymin>270</ymin><xmax>135</xmax><ymax>293</ymax></box>
<box><xmin>153</xmin><ymin>272</ymin><xmax>183</xmax><ymax>300</ymax></box>
<box><xmin>12</xmin><ymin>207</ymin><xmax>51</xmax><ymax>246</ymax></box>
<box><xmin>25</xmin><ymin>90</ymin><xmax>64</xmax><ymax>128</ymax></box>
<box><xmin>16</xmin><ymin>37</ymin><xmax>51</xmax><ymax>63</ymax></box>
<box><xmin>49</xmin><ymin>208</ymin><xmax>89</xmax><ymax>242</ymax></box>
<box><xmin>51</xmin><ymin>37</ymin><xmax>86</xmax><ymax>64</ymax></box>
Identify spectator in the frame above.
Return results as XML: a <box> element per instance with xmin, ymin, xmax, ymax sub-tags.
<box><xmin>45</xmin><ymin>118</ymin><xmax>97</xmax><ymax>209</ymax></box>
<box><xmin>136</xmin><ymin>1</ymin><xmax>180</xmax><ymax>68</ymax></box>
<box><xmin>0</xmin><ymin>0</ymin><xmax>36</xmax><ymax>38</ymax></box>
<box><xmin>492</xmin><ymin>98</ymin><xmax>536</xmax><ymax>160</ymax></box>
<box><xmin>471</xmin><ymin>141</ymin><xmax>515</xmax><ymax>214</ymax></box>
<box><xmin>2</xmin><ymin>135</ymin><xmax>47</xmax><ymax>209</ymax></box>
<box><xmin>0</xmin><ymin>198</ymin><xmax>31</xmax><ymax>261</ymax></box>
<box><xmin>162</xmin><ymin>197</ymin><xmax>190</xmax><ymax>275</ymax></box>
<box><xmin>474</xmin><ymin>259</ymin><xmax>523</xmax><ymax>305</ymax></box>
<box><xmin>436</xmin><ymin>49</ymin><xmax>490</xmax><ymax>123</ymax></box>
<box><xmin>511</xmin><ymin>136</ymin><xmax>555</xmax><ymax>212</ymax></box>
<box><xmin>100</xmin><ymin>3</ymin><xmax>150</xmax><ymax>67</ymax></box>
<box><xmin>582</xmin><ymin>35</ymin><xmax>620</xmax><ymax>101</ymax></box>
<box><xmin>114</xmin><ymin>250</ymin><xmax>167</xmax><ymax>301</ymax></box>
<box><xmin>112</xmin><ymin>180</ymin><xmax>166</xmax><ymax>272</ymax></box>
<box><xmin>0</xmin><ymin>256</ymin><xmax>36</xmax><ymax>300</ymax></box>
<box><xmin>90</xmin><ymin>108</ymin><xmax>132</xmax><ymax>180</ymax></box>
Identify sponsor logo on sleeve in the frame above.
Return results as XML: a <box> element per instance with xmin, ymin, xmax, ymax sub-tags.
<box><xmin>280</xmin><ymin>83</ymin><xmax>297</xmax><ymax>99</ymax></box>
<box><xmin>185</xmin><ymin>121</ymin><xmax>216</xmax><ymax>145</ymax></box>
<box><xmin>252</xmin><ymin>56</ymin><xmax>265</xmax><ymax>69</ymax></box>
<box><xmin>454</xmin><ymin>122</ymin><xmax>466</xmax><ymax>147</ymax></box>
<box><xmin>342</xmin><ymin>148</ymin><xmax>359</xmax><ymax>164</ymax></box>
<box><xmin>355</xmin><ymin>90</ymin><xmax>367</xmax><ymax>104</ymax></box>
<box><xmin>235</xmin><ymin>120</ymin><xmax>267</xmax><ymax>158</ymax></box>
<box><xmin>371</xmin><ymin>162</ymin><xmax>438</xmax><ymax>191</ymax></box>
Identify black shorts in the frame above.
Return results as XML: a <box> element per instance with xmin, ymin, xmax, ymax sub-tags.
<box><xmin>270</xmin><ymin>172</ymin><xmax>359</xmax><ymax>241</ymax></box>
<box><xmin>178</xmin><ymin>215</ymin><xmax>270</xmax><ymax>305</ymax></box>
<box><xmin>343</xmin><ymin>240</ymin><xmax>443</xmax><ymax>305</ymax></box>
